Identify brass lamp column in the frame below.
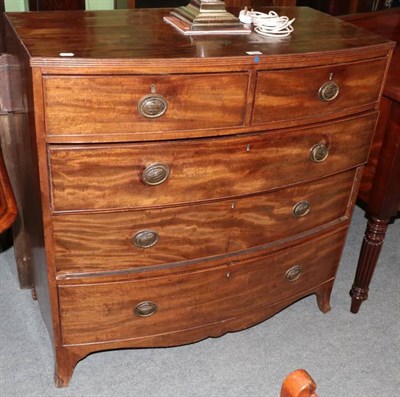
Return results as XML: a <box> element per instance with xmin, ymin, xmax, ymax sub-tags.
<box><xmin>170</xmin><ymin>0</ymin><xmax>242</xmax><ymax>30</ymax></box>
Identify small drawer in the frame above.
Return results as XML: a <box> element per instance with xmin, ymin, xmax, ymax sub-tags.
<box><xmin>48</xmin><ymin>112</ymin><xmax>377</xmax><ymax>212</ymax></box>
<box><xmin>53</xmin><ymin>170</ymin><xmax>355</xmax><ymax>275</ymax></box>
<box><xmin>253</xmin><ymin>58</ymin><xmax>386</xmax><ymax>125</ymax></box>
<box><xmin>58</xmin><ymin>228</ymin><xmax>347</xmax><ymax>345</ymax></box>
<box><xmin>43</xmin><ymin>73</ymin><xmax>249</xmax><ymax>137</ymax></box>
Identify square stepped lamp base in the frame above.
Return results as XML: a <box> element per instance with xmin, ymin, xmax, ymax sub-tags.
<box><xmin>170</xmin><ymin>0</ymin><xmax>244</xmax><ymax>31</ymax></box>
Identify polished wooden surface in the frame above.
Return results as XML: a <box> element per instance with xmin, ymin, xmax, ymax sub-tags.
<box><xmin>357</xmin><ymin>97</ymin><xmax>391</xmax><ymax>203</ymax></box>
<box><xmin>0</xmin><ymin>43</ymin><xmax>18</xmax><ymax>234</ymax></box>
<box><xmin>340</xmin><ymin>9</ymin><xmax>399</xmax><ymax>103</ymax></box>
<box><xmin>298</xmin><ymin>0</ymin><xmax>390</xmax><ymax>15</ymax></box>
<box><xmin>48</xmin><ymin>114</ymin><xmax>376</xmax><ymax>211</ymax></box>
<box><xmin>4</xmin><ymin>7</ymin><xmax>393</xmax><ymax>387</ymax></box>
<box><xmin>43</xmin><ymin>73</ymin><xmax>248</xmax><ymax>137</ymax></box>
<box><xmin>52</xmin><ymin>170</ymin><xmax>355</xmax><ymax>275</ymax></box>
<box><xmin>0</xmin><ymin>23</ymin><xmax>31</xmax><ymax>284</ymax></box>
<box><xmin>385</xmin><ymin>47</ymin><xmax>400</xmax><ymax>101</ymax></box>
<box><xmin>0</xmin><ymin>148</ymin><xmax>17</xmax><ymax>233</ymax></box>
<box><xmin>128</xmin><ymin>1</ymin><xmax>298</xmax><ymax>8</ymax></box>
<box><xmin>58</xmin><ymin>229</ymin><xmax>345</xmax><ymax>345</ymax></box>
<box><xmin>5</xmin><ymin>8</ymin><xmax>393</xmax><ymax>64</ymax></box>
<box><xmin>226</xmin><ymin>0</ymin><xmax>297</xmax><ymax>7</ymax></box>
<box><xmin>253</xmin><ymin>58</ymin><xmax>386</xmax><ymax>125</ymax></box>
<box><xmin>350</xmin><ymin>100</ymin><xmax>400</xmax><ymax>313</ymax></box>
<box><xmin>340</xmin><ymin>8</ymin><xmax>400</xmax><ymax>42</ymax></box>
<box><xmin>340</xmin><ymin>9</ymin><xmax>400</xmax><ymax>313</ymax></box>
<box><xmin>53</xmin><ymin>278</ymin><xmax>334</xmax><ymax>387</ymax></box>
<box><xmin>281</xmin><ymin>369</ymin><xmax>318</xmax><ymax>397</ymax></box>
<box><xmin>1</xmin><ymin>31</ymin><xmax>38</xmax><ymax>287</ymax></box>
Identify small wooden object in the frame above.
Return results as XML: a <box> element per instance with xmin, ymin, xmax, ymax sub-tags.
<box><xmin>280</xmin><ymin>369</ymin><xmax>318</xmax><ymax>397</ymax></box>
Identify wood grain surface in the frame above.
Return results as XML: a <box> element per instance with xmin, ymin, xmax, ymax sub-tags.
<box><xmin>52</xmin><ymin>170</ymin><xmax>355</xmax><ymax>275</ymax></box>
<box><xmin>48</xmin><ymin>113</ymin><xmax>377</xmax><ymax>212</ymax></box>
<box><xmin>253</xmin><ymin>58</ymin><xmax>386</xmax><ymax>125</ymax></box>
<box><xmin>4</xmin><ymin>8</ymin><xmax>393</xmax><ymax>66</ymax></box>
<box><xmin>43</xmin><ymin>73</ymin><xmax>249</xmax><ymax>136</ymax></box>
<box><xmin>358</xmin><ymin>97</ymin><xmax>392</xmax><ymax>203</ymax></box>
<box><xmin>0</xmin><ymin>148</ymin><xmax>17</xmax><ymax>233</ymax></box>
<box><xmin>58</xmin><ymin>228</ymin><xmax>347</xmax><ymax>345</ymax></box>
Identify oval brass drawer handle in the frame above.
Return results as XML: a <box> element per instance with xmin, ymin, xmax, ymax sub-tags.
<box><xmin>318</xmin><ymin>81</ymin><xmax>339</xmax><ymax>102</ymax></box>
<box><xmin>138</xmin><ymin>94</ymin><xmax>168</xmax><ymax>118</ymax></box>
<box><xmin>293</xmin><ymin>200</ymin><xmax>310</xmax><ymax>218</ymax></box>
<box><xmin>285</xmin><ymin>265</ymin><xmax>302</xmax><ymax>282</ymax></box>
<box><xmin>133</xmin><ymin>230</ymin><xmax>160</xmax><ymax>248</ymax></box>
<box><xmin>310</xmin><ymin>143</ymin><xmax>329</xmax><ymax>163</ymax></box>
<box><xmin>142</xmin><ymin>163</ymin><xmax>170</xmax><ymax>186</ymax></box>
<box><xmin>134</xmin><ymin>301</ymin><xmax>158</xmax><ymax>317</ymax></box>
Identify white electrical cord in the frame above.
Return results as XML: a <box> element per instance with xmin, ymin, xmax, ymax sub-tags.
<box><xmin>239</xmin><ymin>9</ymin><xmax>295</xmax><ymax>37</ymax></box>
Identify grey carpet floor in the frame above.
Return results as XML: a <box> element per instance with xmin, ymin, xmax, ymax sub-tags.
<box><xmin>0</xmin><ymin>206</ymin><xmax>399</xmax><ymax>397</ymax></box>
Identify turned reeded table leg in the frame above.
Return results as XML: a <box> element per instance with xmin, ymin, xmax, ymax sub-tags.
<box><xmin>350</xmin><ymin>97</ymin><xmax>400</xmax><ymax>313</ymax></box>
<box><xmin>350</xmin><ymin>217</ymin><xmax>389</xmax><ymax>313</ymax></box>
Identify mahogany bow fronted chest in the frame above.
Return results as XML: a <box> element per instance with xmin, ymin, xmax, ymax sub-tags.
<box><xmin>4</xmin><ymin>7</ymin><xmax>394</xmax><ymax>387</ymax></box>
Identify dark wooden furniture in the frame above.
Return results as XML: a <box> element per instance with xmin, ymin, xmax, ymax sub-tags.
<box><xmin>0</xmin><ymin>0</ymin><xmax>19</xmax><ymax>238</ymax></box>
<box><xmin>0</xmin><ymin>43</ymin><xmax>32</xmax><ymax>282</ymax></box>
<box><xmin>225</xmin><ymin>0</ymin><xmax>298</xmax><ymax>6</ymax></box>
<box><xmin>4</xmin><ymin>7</ymin><xmax>393</xmax><ymax>387</ymax></box>
<box><xmin>0</xmin><ymin>0</ymin><xmax>5</xmax><ymax>52</ymax></box>
<box><xmin>281</xmin><ymin>370</ymin><xmax>318</xmax><ymax>397</ymax></box>
<box><xmin>340</xmin><ymin>9</ymin><xmax>400</xmax><ymax>313</ymax></box>
<box><xmin>28</xmin><ymin>0</ymin><xmax>85</xmax><ymax>11</ymax></box>
<box><xmin>297</xmin><ymin>0</ymin><xmax>394</xmax><ymax>15</ymax></box>
<box><xmin>123</xmin><ymin>1</ymin><xmax>297</xmax><ymax>9</ymax></box>
<box><xmin>0</xmin><ymin>148</ymin><xmax>17</xmax><ymax>233</ymax></box>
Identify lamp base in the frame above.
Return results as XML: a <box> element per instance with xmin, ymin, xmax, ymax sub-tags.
<box><xmin>170</xmin><ymin>0</ymin><xmax>243</xmax><ymax>31</ymax></box>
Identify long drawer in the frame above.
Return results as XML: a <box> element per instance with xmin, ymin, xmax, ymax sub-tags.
<box><xmin>53</xmin><ymin>170</ymin><xmax>355</xmax><ymax>275</ymax></box>
<box><xmin>253</xmin><ymin>58</ymin><xmax>386</xmax><ymax>125</ymax></box>
<box><xmin>43</xmin><ymin>73</ymin><xmax>249</xmax><ymax>137</ymax></box>
<box><xmin>58</xmin><ymin>227</ymin><xmax>347</xmax><ymax>345</ymax></box>
<box><xmin>48</xmin><ymin>113</ymin><xmax>377</xmax><ymax>212</ymax></box>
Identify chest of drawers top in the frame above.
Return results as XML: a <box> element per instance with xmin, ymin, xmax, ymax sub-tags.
<box><xmin>5</xmin><ymin>7</ymin><xmax>393</xmax><ymax>67</ymax></box>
